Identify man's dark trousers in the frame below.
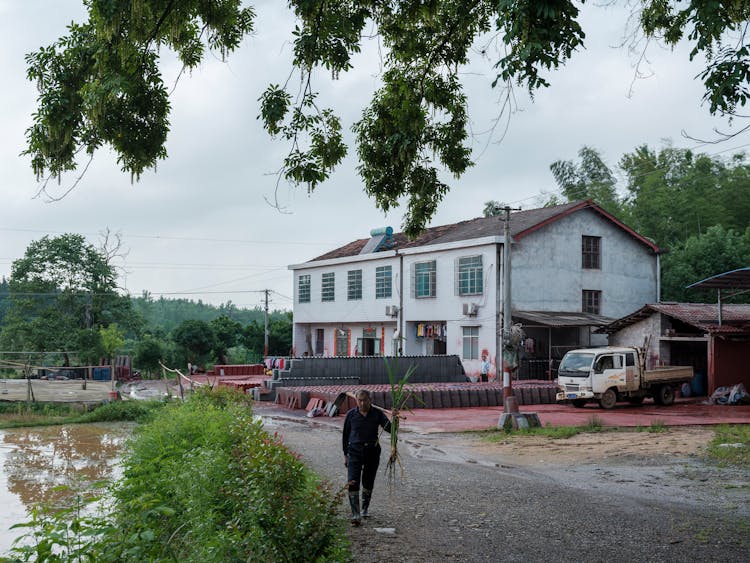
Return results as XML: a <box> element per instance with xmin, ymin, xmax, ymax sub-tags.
<box><xmin>347</xmin><ymin>442</ymin><xmax>381</xmax><ymax>490</ymax></box>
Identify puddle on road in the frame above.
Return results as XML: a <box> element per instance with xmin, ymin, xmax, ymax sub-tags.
<box><xmin>0</xmin><ymin>423</ymin><xmax>132</xmax><ymax>554</ymax></box>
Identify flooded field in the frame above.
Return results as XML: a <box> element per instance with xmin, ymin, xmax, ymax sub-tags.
<box><xmin>0</xmin><ymin>422</ymin><xmax>133</xmax><ymax>554</ymax></box>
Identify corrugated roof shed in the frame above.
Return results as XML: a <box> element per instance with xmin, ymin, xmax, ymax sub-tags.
<box><xmin>600</xmin><ymin>303</ymin><xmax>750</xmax><ymax>334</ymax></box>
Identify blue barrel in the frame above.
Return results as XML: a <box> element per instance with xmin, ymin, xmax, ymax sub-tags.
<box><xmin>690</xmin><ymin>371</ymin><xmax>707</xmax><ymax>397</ymax></box>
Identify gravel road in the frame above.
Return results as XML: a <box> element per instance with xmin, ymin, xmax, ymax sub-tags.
<box><xmin>257</xmin><ymin>407</ymin><xmax>750</xmax><ymax>562</ymax></box>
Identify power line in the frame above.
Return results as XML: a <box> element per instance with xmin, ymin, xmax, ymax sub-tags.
<box><xmin>0</xmin><ymin>227</ymin><xmax>339</xmax><ymax>247</ymax></box>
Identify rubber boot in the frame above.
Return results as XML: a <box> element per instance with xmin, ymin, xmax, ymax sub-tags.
<box><xmin>348</xmin><ymin>491</ymin><xmax>361</xmax><ymax>526</ymax></box>
<box><xmin>361</xmin><ymin>488</ymin><xmax>372</xmax><ymax>518</ymax></box>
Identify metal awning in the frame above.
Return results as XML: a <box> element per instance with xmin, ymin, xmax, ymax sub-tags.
<box><xmin>513</xmin><ymin>310</ymin><xmax>615</xmax><ymax>327</ymax></box>
<box><xmin>687</xmin><ymin>267</ymin><xmax>750</xmax><ymax>290</ymax></box>
<box><xmin>687</xmin><ymin>267</ymin><xmax>750</xmax><ymax>325</ymax></box>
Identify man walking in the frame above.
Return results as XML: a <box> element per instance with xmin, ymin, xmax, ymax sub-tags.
<box><xmin>342</xmin><ymin>389</ymin><xmax>392</xmax><ymax>525</ymax></box>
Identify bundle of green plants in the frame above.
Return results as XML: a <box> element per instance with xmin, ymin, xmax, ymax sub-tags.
<box><xmin>7</xmin><ymin>386</ymin><xmax>349</xmax><ymax>562</ymax></box>
<box><xmin>383</xmin><ymin>359</ymin><xmax>419</xmax><ymax>484</ymax></box>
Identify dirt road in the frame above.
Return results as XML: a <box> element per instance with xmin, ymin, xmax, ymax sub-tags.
<box><xmin>0</xmin><ymin>379</ymin><xmax>112</xmax><ymax>403</ymax></box>
<box><xmin>258</xmin><ymin>407</ymin><xmax>750</xmax><ymax>562</ymax></box>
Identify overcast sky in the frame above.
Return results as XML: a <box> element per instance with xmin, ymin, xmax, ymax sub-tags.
<box><xmin>0</xmin><ymin>1</ymin><xmax>744</xmax><ymax>311</ymax></box>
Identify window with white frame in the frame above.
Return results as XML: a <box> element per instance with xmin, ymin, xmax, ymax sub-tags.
<box><xmin>415</xmin><ymin>261</ymin><xmax>436</xmax><ymax>298</ymax></box>
<box><xmin>462</xmin><ymin>326</ymin><xmax>479</xmax><ymax>359</ymax></box>
<box><xmin>298</xmin><ymin>274</ymin><xmax>310</xmax><ymax>303</ymax></box>
<box><xmin>458</xmin><ymin>255</ymin><xmax>483</xmax><ymax>295</ymax></box>
<box><xmin>348</xmin><ymin>269</ymin><xmax>362</xmax><ymax>300</ymax></box>
<box><xmin>375</xmin><ymin>265</ymin><xmax>392</xmax><ymax>298</ymax></box>
<box><xmin>321</xmin><ymin>272</ymin><xmax>335</xmax><ymax>302</ymax></box>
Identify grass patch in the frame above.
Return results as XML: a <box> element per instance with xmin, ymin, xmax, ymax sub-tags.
<box><xmin>706</xmin><ymin>424</ymin><xmax>750</xmax><ymax>468</ymax></box>
<box><xmin>0</xmin><ymin>399</ymin><xmax>165</xmax><ymax>428</ymax></box>
<box><xmin>0</xmin><ymin>401</ymin><xmax>83</xmax><ymax>428</ymax></box>
<box><xmin>0</xmin><ymin>401</ymin><xmax>82</xmax><ymax>417</ymax></box>
<box><xmin>634</xmin><ymin>420</ymin><xmax>668</xmax><ymax>433</ymax></box>
<box><xmin>482</xmin><ymin>420</ymin><xmax>609</xmax><ymax>442</ymax></box>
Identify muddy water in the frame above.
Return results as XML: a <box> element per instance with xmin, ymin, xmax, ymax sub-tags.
<box><xmin>0</xmin><ymin>423</ymin><xmax>133</xmax><ymax>554</ymax></box>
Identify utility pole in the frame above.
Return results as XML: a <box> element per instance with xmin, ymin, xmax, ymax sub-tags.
<box><xmin>263</xmin><ymin>289</ymin><xmax>270</xmax><ymax>359</ymax></box>
<box><xmin>501</xmin><ymin>206</ymin><xmax>519</xmax><ymax>411</ymax></box>
<box><xmin>497</xmin><ymin>207</ymin><xmax>540</xmax><ymax>430</ymax></box>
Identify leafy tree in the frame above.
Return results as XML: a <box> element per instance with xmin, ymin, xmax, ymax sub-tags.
<box><xmin>134</xmin><ymin>336</ymin><xmax>165</xmax><ymax>377</ymax></box>
<box><xmin>100</xmin><ymin>323</ymin><xmax>125</xmax><ymax>361</ymax></box>
<box><xmin>171</xmin><ymin>319</ymin><xmax>216</xmax><ymax>367</ymax></box>
<box><xmin>242</xmin><ymin>313</ymin><xmax>293</xmax><ymax>358</ymax></box>
<box><xmin>26</xmin><ymin>1</ymin><xmax>750</xmax><ymax>236</ymax></box>
<box><xmin>242</xmin><ymin>321</ymin><xmax>264</xmax><ymax>358</ymax></box>
<box><xmin>0</xmin><ymin>234</ymin><xmax>136</xmax><ymax>365</ymax></box>
<box><xmin>75</xmin><ymin>328</ymin><xmax>103</xmax><ymax>366</ymax></box>
<box><xmin>550</xmin><ymin>146</ymin><xmax>622</xmax><ymax>215</ymax></box>
<box><xmin>619</xmin><ymin>145</ymin><xmax>750</xmax><ymax>247</ymax></box>
<box><xmin>0</xmin><ymin>277</ymin><xmax>9</xmax><ymax>326</ymax></box>
<box><xmin>269</xmin><ymin>313</ymin><xmax>294</xmax><ymax>357</ymax></box>
<box><xmin>662</xmin><ymin>225</ymin><xmax>750</xmax><ymax>303</ymax></box>
<box><xmin>483</xmin><ymin>201</ymin><xmax>505</xmax><ymax>217</ymax></box>
<box><xmin>210</xmin><ymin>315</ymin><xmax>242</xmax><ymax>364</ymax></box>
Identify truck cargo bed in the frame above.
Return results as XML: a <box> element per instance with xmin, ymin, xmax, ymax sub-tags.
<box><xmin>643</xmin><ymin>366</ymin><xmax>693</xmax><ymax>384</ymax></box>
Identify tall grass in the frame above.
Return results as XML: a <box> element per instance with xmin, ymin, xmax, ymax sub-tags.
<box><xmin>0</xmin><ymin>399</ymin><xmax>164</xmax><ymax>429</ymax></box>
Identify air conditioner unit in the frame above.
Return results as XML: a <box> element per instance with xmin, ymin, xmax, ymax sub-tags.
<box><xmin>462</xmin><ymin>302</ymin><xmax>479</xmax><ymax>316</ymax></box>
<box><xmin>385</xmin><ymin>305</ymin><xmax>399</xmax><ymax>317</ymax></box>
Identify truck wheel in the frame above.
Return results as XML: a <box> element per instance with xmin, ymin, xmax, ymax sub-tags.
<box><xmin>654</xmin><ymin>385</ymin><xmax>675</xmax><ymax>406</ymax></box>
<box><xmin>627</xmin><ymin>396</ymin><xmax>645</xmax><ymax>406</ymax></box>
<box><xmin>598</xmin><ymin>388</ymin><xmax>617</xmax><ymax>409</ymax></box>
<box><xmin>572</xmin><ymin>399</ymin><xmax>587</xmax><ymax>408</ymax></box>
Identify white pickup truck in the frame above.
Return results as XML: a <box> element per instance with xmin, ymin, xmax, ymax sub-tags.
<box><xmin>556</xmin><ymin>346</ymin><xmax>694</xmax><ymax>409</ymax></box>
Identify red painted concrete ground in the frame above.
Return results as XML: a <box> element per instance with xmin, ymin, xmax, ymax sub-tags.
<box><xmin>259</xmin><ymin>398</ymin><xmax>750</xmax><ymax>434</ymax></box>
<box><xmin>396</xmin><ymin>399</ymin><xmax>750</xmax><ymax>433</ymax></box>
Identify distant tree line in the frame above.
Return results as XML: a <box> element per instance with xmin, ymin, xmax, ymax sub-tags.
<box><xmin>486</xmin><ymin>144</ymin><xmax>750</xmax><ymax>303</ymax></box>
<box><xmin>0</xmin><ymin>235</ymin><xmax>292</xmax><ymax>376</ymax></box>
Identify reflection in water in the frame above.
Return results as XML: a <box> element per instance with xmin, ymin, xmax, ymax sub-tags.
<box><xmin>0</xmin><ymin>423</ymin><xmax>132</xmax><ymax>553</ymax></box>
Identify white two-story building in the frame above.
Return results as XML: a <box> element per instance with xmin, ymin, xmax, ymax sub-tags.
<box><xmin>288</xmin><ymin>200</ymin><xmax>662</xmax><ymax>379</ymax></box>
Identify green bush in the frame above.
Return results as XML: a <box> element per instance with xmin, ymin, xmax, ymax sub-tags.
<box><xmin>8</xmin><ymin>387</ymin><xmax>350</xmax><ymax>561</ymax></box>
<box><xmin>72</xmin><ymin>399</ymin><xmax>163</xmax><ymax>423</ymax></box>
